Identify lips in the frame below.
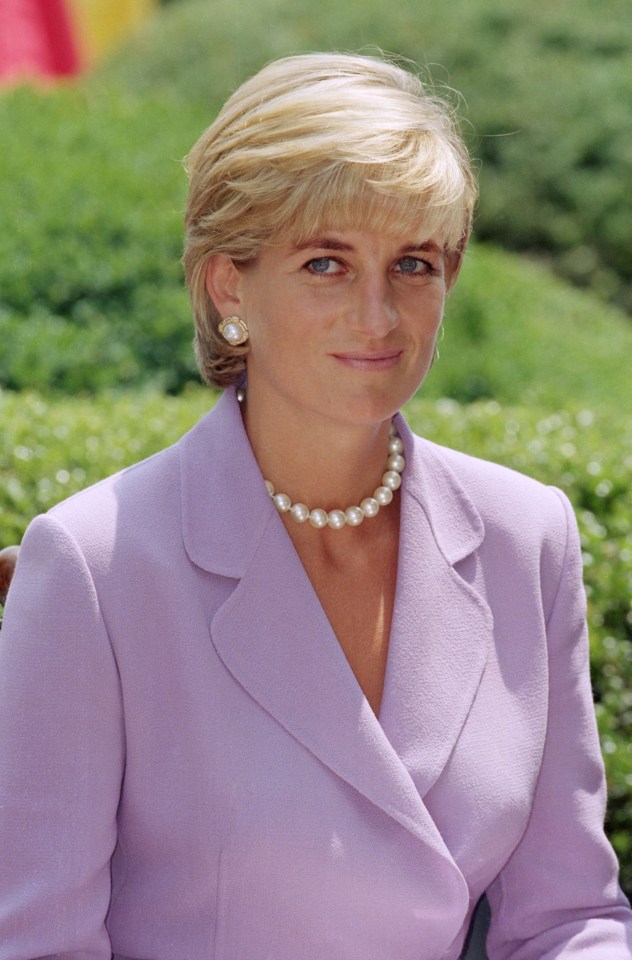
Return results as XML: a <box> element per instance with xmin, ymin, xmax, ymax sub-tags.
<box><xmin>330</xmin><ymin>349</ymin><xmax>403</xmax><ymax>371</ymax></box>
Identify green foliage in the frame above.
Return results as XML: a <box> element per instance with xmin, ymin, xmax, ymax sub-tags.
<box><xmin>429</xmin><ymin>244</ymin><xmax>632</xmax><ymax>408</ymax></box>
<box><xmin>2</xmin><ymin>78</ymin><xmax>632</xmax><ymax>406</ymax></box>
<box><xmin>1</xmin><ymin>387</ymin><xmax>630</xmax><ymax>893</ymax></box>
<box><xmin>96</xmin><ymin>0</ymin><xmax>632</xmax><ymax>310</ymax></box>
<box><xmin>0</xmin><ymin>387</ymin><xmax>212</xmax><ymax>545</ymax></box>
<box><xmin>0</xmin><ymin>86</ymin><xmax>198</xmax><ymax>393</ymax></box>
<box><xmin>3</xmin><ymin>8</ymin><xmax>631</xmax><ymax>400</ymax></box>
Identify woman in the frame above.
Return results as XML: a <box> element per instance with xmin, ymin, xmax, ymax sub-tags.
<box><xmin>0</xmin><ymin>52</ymin><xmax>630</xmax><ymax>960</ymax></box>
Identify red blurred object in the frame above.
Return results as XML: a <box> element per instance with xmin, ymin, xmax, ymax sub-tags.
<box><xmin>0</xmin><ymin>0</ymin><xmax>81</xmax><ymax>84</ymax></box>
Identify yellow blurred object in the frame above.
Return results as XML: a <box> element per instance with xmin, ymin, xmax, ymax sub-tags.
<box><xmin>66</xmin><ymin>0</ymin><xmax>158</xmax><ymax>66</ymax></box>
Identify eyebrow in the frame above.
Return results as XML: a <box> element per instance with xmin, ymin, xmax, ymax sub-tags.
<box><xmin>292</xmin><ymin>237</ymin><xmax>441</xmax><ymax>254</ymax></box>
<box><xmin>292</xmin><ymin>238</ymin><xmax>354</xmax><ymax>253</ymax></box>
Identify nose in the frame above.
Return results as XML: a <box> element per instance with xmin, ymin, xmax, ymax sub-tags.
<box><xmin>349</xmin><ymin>274</ymin><xmax>399</xmax><ymax>338</ymax></box>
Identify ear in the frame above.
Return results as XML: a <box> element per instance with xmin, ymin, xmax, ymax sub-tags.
<box><xmin>205</xmin><ymin>254</ymin><xmax>244</xmax><ymax>317</ymax></box>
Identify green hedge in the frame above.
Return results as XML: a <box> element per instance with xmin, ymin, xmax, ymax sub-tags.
<box><xmin>1</xmin><ymin>387</ymin><xmax>630</xmax><ymax>894</ymax></box>
<box><xmin>97</xmin><ymin>0</ymin><xmax>632</xmax><ymax>311</ymax></box>
<box><xmin>0</xmin><ymin>89</ymin><xmax>200</xmax><ymax>392</ymax></box>
<box><xmin>2</xmin><ymin>79</ymin><xmax>632</xmax><ymax>406</ymax></box>
<box><xmin>0</xmin><ymin>86</ymin><xmax>198</xmax><ymax>394</ymax></box>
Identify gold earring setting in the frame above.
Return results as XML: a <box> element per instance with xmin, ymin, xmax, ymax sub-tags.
<box><xmin>219</xmin><ymin>316</ymin><xmax>249</xmax><ymax>346</ymax></box>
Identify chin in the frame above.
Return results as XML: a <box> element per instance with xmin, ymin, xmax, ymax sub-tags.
<box><xmin>337</xmin><ymin>392</ymin><xmax>407</xmax><ymax>427</ymax></box>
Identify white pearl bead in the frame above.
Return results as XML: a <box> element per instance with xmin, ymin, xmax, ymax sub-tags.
<box><xmin>258</xmin><ymin>411</ymin><xmax>403</xmax><ymax>532</ymax></box>
<box><xmin>327</xmin><ymin>510</ymin><xmax>346</xmax><ymax>529</ymax></box>
<box><xmin>223</xmin><ymin>322</ymin><xmax>243</xmax><ymax>343</ymax></box>
<box><xmin>236</xmin><ymin>388</ymin><xmax>246</xmax><ymax>403</ymax></box>
<box><xmin>360</xmin><ymin>497</ymin><xmax>380</xmax><ymax>518</ymax></box>
<box><xmin>309</xmin><ymin>508</ymin><xmax>328</xmax><ymax>528</ymax></box>
<box><xmin>382</xmin><ymin>469</ymin><xmax>402</xmax><ymax>491</ymax></box>
<box><xmin>290</xmin><ymin>502</ymin><xmax>309</xmax><ymax>523</ymax></box>
<box><xmin>272</xmin><ymin>493</ymin><xmax>291</xmax><ymax>512</ymax></box>
<box><xmin>345</xmin><ymin>506</ymin><xmax>364</xmax><ymax>526</ymax></box>
<box><xmin>374</xmin><ymin>485</ymin><xmax>393</xmax><ymax>506</ymax></box>
<box><xmin>387</xmin><ymin>453</ymin><xmax>405</xmax><ymax>473</ymax></box>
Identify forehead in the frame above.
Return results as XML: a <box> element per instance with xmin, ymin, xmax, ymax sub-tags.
<box><xmin>282</xmin><ymin>193</ymin><xmax>454</xmax><ymax>253</ymax></box>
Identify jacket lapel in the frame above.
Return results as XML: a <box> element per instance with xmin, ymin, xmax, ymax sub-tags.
<box><xmin>210</xmin><ymin>513</ymin><xmax>452</xmax><ymax>852</ymax></box>
<box><xmin>179</xmin><ymin>389</ymin><xmax>492</xmax><ymax>856</ymax></box>
<box><xmin>379</xmin><ymin>420</ymin><xmax>492</xmax><ymax>799</ymax></box>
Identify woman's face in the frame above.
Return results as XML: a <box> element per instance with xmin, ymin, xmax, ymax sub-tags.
<box><xmin>209</xmin><ymin>228</ymin><xmax>451</xmax><ymax>431</ymax></box>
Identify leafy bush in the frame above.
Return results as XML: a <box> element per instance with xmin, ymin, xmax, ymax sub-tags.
<box><xmin>97</xmin><ymin>0</ymin><xmax>632</xmax><ymax>310</ymax></box>
<box><xmin>430</xmin><ymin>244</ymin><xmax>632</xmax><ymax>408</ymax></box>
<box><xmin>3</xmin><ymin>79</ymin><xmax>632</xmax><ymax>406</ymax></box>
<box><xmin>1</xmin><ymin>387</ymin><xmax>630</xmax><ymax>894</ymax></box>
<box><xmin>0</xmin><ymin>387</ymin><xmax>213</xmax><ymax>545</ymax></box>
<box><xmin>0</xmin><ymin>86</ymin><xmax>198</xmax><ymax>394</ymax></box>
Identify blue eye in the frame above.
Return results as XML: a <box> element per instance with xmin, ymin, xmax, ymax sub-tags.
<box><xmin>398</xmin><ymin>256</ymin><xmax>423</xmax><ymax>274</ymax></box>
<box><xmin>308</xmin><ymin>257</ymin><xmax>335</xmax><ymax>273</ymax></box>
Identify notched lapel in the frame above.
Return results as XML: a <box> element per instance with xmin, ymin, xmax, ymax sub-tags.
<box><xmin>210</xmin><ymin>511</ymin><xmax>459</xmax><ymax>868</ymax></box>
<box><xmin>380</xmin><ymin>422</ymin><xmax>493</xmax><ymax>799</ymax></box>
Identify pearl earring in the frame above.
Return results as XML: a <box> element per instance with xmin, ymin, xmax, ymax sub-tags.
<box><xmin>219</xmin><ymin>316</ymin><xmax>249</xmax><ymax>346</ymax></box>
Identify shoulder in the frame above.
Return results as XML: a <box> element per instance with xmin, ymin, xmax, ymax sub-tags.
<box><xmin>26</xmin><ymin>426</ymin><xmax>190</xmax><ymax>582</ymax></box>
<box><xmin>412</xmin><ymin>435</ymin><xmax>582</xmax><ymax>625</ymax></box>
<box><xmin>408</xmin><ymin>433</ymin><xmax>576</xmax><ymax>598</ymax></box>
<box><xmin>414</xmin><ymin>432</ymin><xmax>570</xmax><ymax>532</ymax></box>
<box><xmin>22</xmin><ymin>395</ymin><xmax>237</xmax><ymax>577</ymax></box>
<box><xmin>50</xmin><ymin>441</ymin><xmax>179</xmax><ymax>533</ymax></box>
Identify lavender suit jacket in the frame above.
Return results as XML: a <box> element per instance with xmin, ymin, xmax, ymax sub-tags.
<box><xmin>1</xmin><ymin>387</ymin><xmax>631</xmax><ymax>959</ymax></box>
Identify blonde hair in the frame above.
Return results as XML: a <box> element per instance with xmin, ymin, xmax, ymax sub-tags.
<box><xmin>183</xmin><ymin>52</ymin><xmax>477</xmax><ymax>388</ymax></box>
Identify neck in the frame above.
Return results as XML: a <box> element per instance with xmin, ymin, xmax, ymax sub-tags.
<box><xmin>240</xmin><ymin>391</ymin><xmax>395</xmax><ymax>512</ymax></box>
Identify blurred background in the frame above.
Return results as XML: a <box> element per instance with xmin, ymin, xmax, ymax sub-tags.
<box><xmin>1</xmin><ymin>0</ymin><xmax>631</xmax><ymax>893</ymax></box>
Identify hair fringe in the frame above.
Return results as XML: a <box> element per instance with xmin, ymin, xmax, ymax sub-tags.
<box><xmin>182</xmin><ymin>52</ymin><xmax>477</xmax><ymax>389</ymax></box>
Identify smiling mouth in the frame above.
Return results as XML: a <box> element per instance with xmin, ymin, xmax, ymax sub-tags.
<box><xmin>330</xmin><ymin>350</ymin><xmax>403</xmax><ymax>371</ymax></box>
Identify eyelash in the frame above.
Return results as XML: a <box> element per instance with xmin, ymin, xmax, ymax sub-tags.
<box><xmin>304</xmin><ymin>256</ymin><xmax>435</xmax><ymax>277</ymax></box>
<box><xmin>305</xmin><ymin>257</ymin><xmax>339</xmax><ymax>275</ymax></box>
<box><xmin>396</xmin><ymin>256</ymin><xmax>433</xmax><ymax>276</ymax></box>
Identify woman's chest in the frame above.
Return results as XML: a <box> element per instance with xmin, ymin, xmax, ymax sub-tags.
<box><xmin>104</xmin><ymin>529</ymin><xmax>548</xmax><ymax>957</ymax></box>
<box><xmin>288</xmin><ymin>516</ymin><xmax>400</xmax><ymax>716</ymax></box>
<box><xmin>306</xmin><ymin>563</ymin><xmax>397</xmax><ymax>716</ymax></box>
<box><xmin>109</xmin><ymin>626</ymin><xmax>544</xmax><ymax>959</ymax></box>
<box><xmin>114</xmin><ymin>594</ymin><xmax>545</xmax><ymax>862</ymax></box>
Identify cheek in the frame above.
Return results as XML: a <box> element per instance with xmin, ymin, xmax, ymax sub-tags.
<box><xmin>245</xmin><ymin>310</ymin><xmax>303</xmax><ymax>371</ymax></box>
<box><xmin>407</xmin><ymin>300</ymin><xmax>444</xmax><ymax>339</ymax></box>
<box><xmin>243</xmin><ymin>284</ymin><xmax>303</xmax><ymax>337</ymax></box>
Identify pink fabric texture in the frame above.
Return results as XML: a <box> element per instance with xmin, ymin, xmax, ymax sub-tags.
<box><xmin>0</xmin><ymin>387</ymin><xmax>630</xmax><ymax>958</ymax></box>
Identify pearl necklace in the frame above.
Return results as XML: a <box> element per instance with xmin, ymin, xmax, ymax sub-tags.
<box><xmin>236</xmin><ymin>395</ymin><xmax>404</xmax><ymax>531</ymax></box>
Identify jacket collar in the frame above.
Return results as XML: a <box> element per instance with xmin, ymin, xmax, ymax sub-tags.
<box><xmin>396</xmin><ymin>413</ymin><xmax>484</xmax><ymax>565</ymax></box>
<box><xmin>180</xmin><ymin>386</ymin><xmax>485</xmax><ymax>578</ymax></box>
<box><xmin>179</xmin><ymin>387</ymin><xmax>276</xmax><ymax>578</ymax></box>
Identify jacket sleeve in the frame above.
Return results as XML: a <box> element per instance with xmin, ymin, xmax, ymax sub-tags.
<box><xmin>485</xmin><ymin>489</ymin><xmax>632</xmax><ymax>960</ymax></box>
<box><xmin>0</xmin><ymin>513</ymin><xmax>124</xmax><ymax>958</ymax></box>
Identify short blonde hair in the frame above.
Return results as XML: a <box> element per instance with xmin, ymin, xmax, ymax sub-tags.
<box><xmin>183</xmin><ymin>52</ymin><xmax>477</xmax><ymax>388</ymax></box>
